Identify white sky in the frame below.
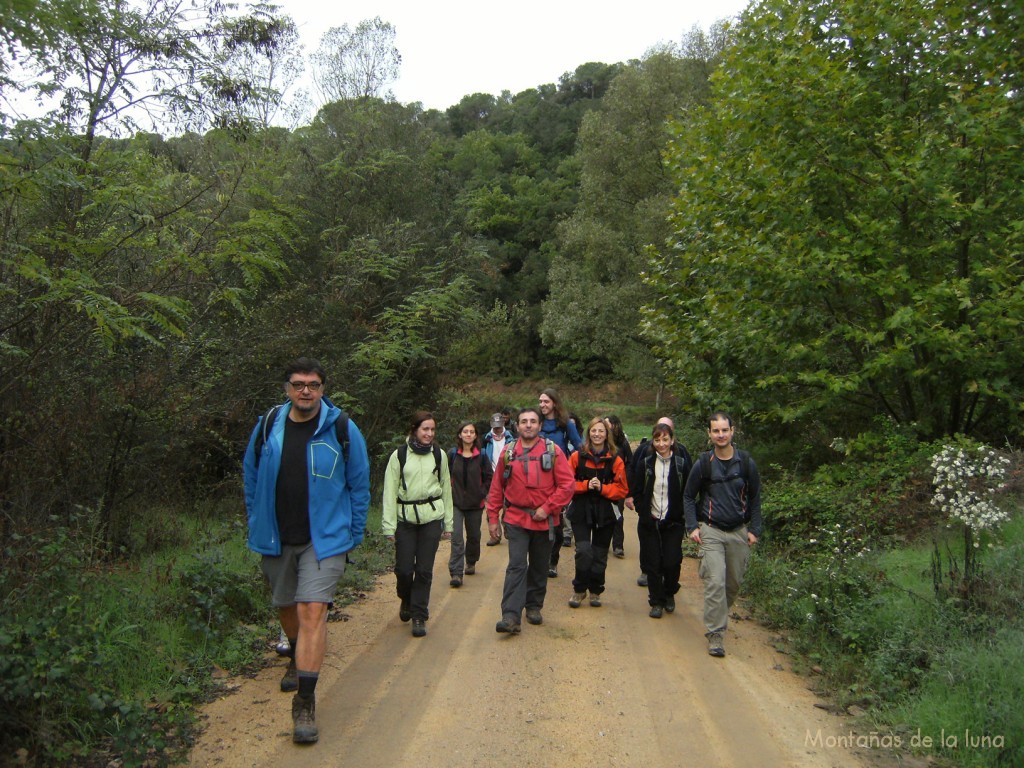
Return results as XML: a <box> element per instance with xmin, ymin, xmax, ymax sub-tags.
<box><xmin>274</xmin><ymin>0</ymin><xmax>752</xmax><ymax>111</ymax></box>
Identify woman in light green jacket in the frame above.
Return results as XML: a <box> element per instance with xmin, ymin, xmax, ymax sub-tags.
<box><xmin>382</xmin><ymin>411</ymin><xmax>453</xmax><ymax>637</ymax></box>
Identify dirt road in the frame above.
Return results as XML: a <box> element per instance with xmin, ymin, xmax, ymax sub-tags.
<box><xmin>189</xmin><ymin>531</ymin><xmax>880</xmax><ymax>768</ymax></box>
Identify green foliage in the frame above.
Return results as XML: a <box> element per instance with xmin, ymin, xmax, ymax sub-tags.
<box><xmin>0</xmin><ymin>513</ymin><xmax>273</xmax><ymax>766</ymax></box>
<box><xmin>543</xmin><ymin>41</ymin><xmax>731</xmax><ymax>384</ymax></box>
<box><xmin>892</xmin><ymin>627</ymin><xmax>1024</xmax><ymax>767</ymax></box>
<box><xmin>650</xmin><ymin>0</ymin><xmax>1024</xmax><ymax>441</ymax></box>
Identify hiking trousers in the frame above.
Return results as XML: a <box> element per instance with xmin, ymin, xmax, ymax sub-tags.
<box><xmin>569</xmin><ymin>519</ymin><xmax>614</xmax><ymax>595</ymax></box>
<box><xmin>501</xmin><ymin>523</ymin><xmax>551</xmax><ymax>620</ymax></box>
<box><xmin>394</xmin><ymin>519</ymin><xmax>443</xmax><ymax>621</ymax></box>
<box><xmin>449</xmin><ymin>506</ymin><xmax>483</xmax><ymax>577</ymax></box>
<box><xmin>697</xmin><ymin>523</ymin><xmax>750</xmax><ymax>635</ymax></box>
<box><xmin>637</xmin><ymin>520</ymin><xmax>685</xmax><ymax>607</ymax></box>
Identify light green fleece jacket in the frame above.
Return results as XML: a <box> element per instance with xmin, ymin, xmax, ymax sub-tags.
<box><xmin>382</xmin><ymin>443</ymin><xmax>454</xmax><ymax>535</ymax></box>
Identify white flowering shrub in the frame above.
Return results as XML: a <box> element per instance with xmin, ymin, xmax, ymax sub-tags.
<box><xmin>930</xmin><ymin>444</ymin><xmax>1011</xmax><ymax>535</ymax></box>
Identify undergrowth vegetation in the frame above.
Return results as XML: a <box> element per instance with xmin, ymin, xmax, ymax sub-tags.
<box><xmin>745</xmin><ymin>422</ymin><xmax>1023</xmax><ymax>767</ymax></box>
<box><xmin>0</xmin><ymin>502</ymin><xmax>391</xmax><ymax>767</ymax></box>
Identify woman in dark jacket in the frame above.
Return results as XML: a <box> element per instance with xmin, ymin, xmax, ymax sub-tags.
<box><xmin>567</xmin><ymin>417</ymin><xmax>629</xmax><ymax>608</ymax></box>
<box><xmin>630</xmin><ymin>422</ymin><xmax>692</xmax><ymax>618</ymax></box>
<box><xmin>604</xmin><ymin>414</ymin><xmax>633</xmax><ymax>558</ymax></box>
<box><xmin>448</xmin><ymin>421</ymin><xmax>493</xmax><ymax>587</ymax></box>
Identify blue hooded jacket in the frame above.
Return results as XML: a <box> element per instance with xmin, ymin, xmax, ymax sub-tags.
<box><xmin>243</xmin><ymin>397</ymin><xmax>371</xmax><ymax>559</ymax></box>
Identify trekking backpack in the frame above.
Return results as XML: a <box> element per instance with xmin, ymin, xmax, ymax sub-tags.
<box><xmin>502</xmin><ymin>438</ymin><xmax>557</xmax><ymax>481</ymax></box>
<box><xmin>642</xmin><ymin>446</ymin><xmax>692</xmax><ymax>495</ymax></box>
<box><xmin>253</xmin><ymin>404</ymin><xmax>349</xmax><ymax>467</ymax></box>
<box><xmin>397</xmin><ymin>442</ymin><xmax>443</xmax><ymax>491</ymax></box>
<box><xmin>694</xmin><ymin>448</ymin><xmax>751</xmax><ymax>490</ymax></box>
<box><xmin>574</xmin><ymin>451</ymin><xmax>617</xmax><ymax>485</ymax></box>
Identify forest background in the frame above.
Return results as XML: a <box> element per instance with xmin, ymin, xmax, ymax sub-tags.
<box><xmin>1</xmin><ymin>0</ymin><xmax>1022</xmax><ymax>765</ymax></box>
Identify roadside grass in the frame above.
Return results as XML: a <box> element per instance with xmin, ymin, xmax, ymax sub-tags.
<box><xmin>744</xmin><ymin>446</ymin><xmax>1024</xmax><ymax>767</ymax></box>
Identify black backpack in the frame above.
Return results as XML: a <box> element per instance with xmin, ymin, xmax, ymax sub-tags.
<box><xmin>693</xmin><ymin>449</ymin><xmax>752</xmax><ymax>489</ymax></box>
<box><xmin>397</xmin><ymin>442</ymin><xmax>443</xmax><ymax>491</ymax></box>
<box><xmin>642</xmin><ymin>445</ymin><xmax>692</xmax><ymax>495</ymax></box>
<box><xmin>253</xmin><ymin>404</ymin><xmax>349</xmax><ymax>467</ymax></box>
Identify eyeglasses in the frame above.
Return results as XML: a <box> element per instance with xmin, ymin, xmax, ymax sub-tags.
<box><xmin>288</xmin><ymin>380</ymin><xmax>322</xmax><ymax>392</ymax></box>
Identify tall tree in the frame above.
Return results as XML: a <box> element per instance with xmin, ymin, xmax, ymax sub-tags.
<box><xmin>0</xmin><ymin>0</ymin><xmax>298</xmax><ymax>540</ymax></box>
<box><xmin>541</xmin><ymin>35</ymin><xmax>729</xmax><ymax>380</ymax></box>
<box><xmin>648</xmin><ymin>0</ymin><xmax>1024</xmax><ymax>439</ymax></box>
<box><xmin>311</xmin><ymin>16</ymin><xmax>401</xmax><ymax>103</ymax></box>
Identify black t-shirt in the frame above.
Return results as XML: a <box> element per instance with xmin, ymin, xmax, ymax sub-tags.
<box><xmin>275</xmin><ymin>416</ymin><xmax>318</xmax><ymax>545</ymax></box>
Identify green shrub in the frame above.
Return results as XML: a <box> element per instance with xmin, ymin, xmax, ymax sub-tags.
<box><xmin>890</xmin><ymin>627</ymin><xmax>1024</xmax><ymax>767</ymax></box>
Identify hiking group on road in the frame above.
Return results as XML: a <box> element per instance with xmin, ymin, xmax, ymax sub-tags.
<box><xmin>243</xmin><ymin>361</ymin><xmax>762</xmax><ymax>746</ymax></box>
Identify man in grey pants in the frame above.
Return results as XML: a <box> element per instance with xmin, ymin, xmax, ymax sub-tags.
<box><xmin>683</xmin><ymin>411</ymin><xmax>762</xmax><ymax>658</ymax></box>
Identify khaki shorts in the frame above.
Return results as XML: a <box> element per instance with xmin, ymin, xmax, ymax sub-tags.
<box><xmin>261</xmin><ymin>543</ymin><xmax>347</xmax><ymax>607</ymax></box>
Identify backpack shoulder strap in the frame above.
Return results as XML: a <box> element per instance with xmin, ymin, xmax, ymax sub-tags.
<box><xmin>334</xmin><ymin>410</ymin><xmax>349</xmax><ymax>465</ymax></box>
<box><xmin>502</xmin><ymin>439</ymin><xmax>519</xmax><ymax>480</ymax></box>
<box><xmin>432</xmin><ymin>444</ymin><xmax>443</xmax><ymax>481</ymax></box>
<box><xmin>397</xmin><ymin>443</ymin><xmax>409</xmax><ymax>491</ymax></box>
<box><xmin>253</xmin><ymin>404</ymin><xmax>284</xmax><ymax>467</ymax></box>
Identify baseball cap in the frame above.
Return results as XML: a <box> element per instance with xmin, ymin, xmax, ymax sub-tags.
<box><xmin>490</xmin><ymin>413</ymin><xmax>504</xmax><ymax>428</ymax></box>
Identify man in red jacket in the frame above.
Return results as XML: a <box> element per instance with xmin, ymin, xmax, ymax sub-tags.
<box><xmin>487</xmin><ymin>407</ymin><xmax>575</xmax><ymax>634</ymax></box>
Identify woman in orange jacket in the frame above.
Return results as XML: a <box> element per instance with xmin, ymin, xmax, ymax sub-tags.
<box><xmin>567</xmin><ymin>417</ymin><xmax>629</xmax><ymax>608</ymax></box>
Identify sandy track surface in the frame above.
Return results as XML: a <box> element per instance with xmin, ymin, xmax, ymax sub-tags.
<box><xmin>189</xmin><ymin>529</ymin><xmax>884</xmax><ymax>768</ymax></box>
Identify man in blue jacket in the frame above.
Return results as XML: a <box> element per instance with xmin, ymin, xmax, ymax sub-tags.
<box><xmin>243</xmin><ymin>357</ymin><xmax>371</xmax><ymax>745</ymax></box>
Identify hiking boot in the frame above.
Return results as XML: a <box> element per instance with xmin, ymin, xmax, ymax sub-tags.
<box><xmin>399</xmin><ymin>599</ymin><xmax>411</xmax><ymax>622</ymax></box>
<box><xmin>665</xmin><ymin>595</ymin><xmax>676</xmax><ymax>614</ymax></box>
<box><xmin>707</xmin><ymin>632</ymin><xmax>726</xmax><ymax>657</ymax></box>
<box><xmin>450</xmin><ymin>575</ymin><xmax>463</xmax><ymax>588</ymax></box>
<box><xmin>465</xmin><ymin>563</ymin><xmax>476</xmax><ymax>575</ymax></box>
<box><xmin>280</xmin><ymin>658</ymin><xmax>298</xmax><ymax>692</ymax></box>
<box><xmin>412</xmin><ymin>619</ymin><xmax>427</xmax><ymax>638</ymax></box>
<box><xmin>649</xmin><ymin>605</ymin><xmax>664</xmax><ymax>619</ymax></box>
<box><xmin>637</xmin><ymin>573</ymin><xmax>648</xmax><ymax>587</ymax></box>
<box><xmin>562</xmin><ymin>534</ymin><xmax>572</xmax><ymax>548</ymax></box>
<box><xmin>495</xmin><ymin>616</ymin><xmax>521</xmax><ymax>634</ymax></box>
<box><xmin>548</xmin><ymin>566</ymin><xmax>558</xmax><ymax>578</ymax></box>
<box><xmin>291</xmin><ymin>694</ymin><xmax>318</xmax><ymax>744</ymax></box>
<box><xmin>613</xmin><ymin>547</ymin><xmax>625</xmax><ymax>558</ymax></box>
<box><xmin>589</xmin><ymin>594</ymin><xmax>602</xmax><ymax>607</ymax></box>
<box><xmin>568</xmin><ymin>592</ymin><xmax>586</xmax><ymax>608</ymax></box>
<box><xmin>525</xmin><ymin>608</ymin><xmax>543</xmax><ymax>625</ymax></box>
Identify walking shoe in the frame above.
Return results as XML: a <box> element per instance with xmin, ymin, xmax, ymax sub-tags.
<box><xmin>465</xmin><ymin>563</ymin><xmax>476</xmax><ymax>575</ymax></box>
<box><xmin>280</xmin><ymin>658</ymin><xmax>298</xmax><ymax>692</ymax></box>
<box><xmin>613</xmin><ymin>547</ymin><xmax>625</xmax><ymax>558</ymax></box>
<box><xmin>665</xmin><ymin>595</ymin><xmax>676</xmax><ymax>614</ymax></box>
<box><xmin>707</xmin><ymin>632</ymin><xmax>726</xmax><ymax>657</ymax></box>
<box><xmin>275</xmin><ymin>631</ymin><xmax>292</xmax><ymax>657</ymax></box>
<box><xmin>291</xmin><ymin>694</ymin><xmax>318</xmax><ymax>744</ymax></box>
<box><xmin>486</xmin><ymin>535</ymin><xmax>501</xmax><ymax>546</ymax></box>
<box><xmin>450</xmin><ymin>575</ymin><xmax>463</xmax><ymax>587</ymax></box>
<box><xmin>589</xmin><ymin>595</ymin><xmax>602</xmax><ymax>607</ymax></box>
<box><xmin>495</xmin><ymin>616</ymin><xmax>522</xmax><ymax>634</ymax></box>
<box><xmin>525</xmin><ymin>608</ymin><xmax>543</xmax><ymax>625</ymax></box>
<box><xmin>399</xmin><ymin>599</ymin><xmax>411</xmax><ymax>622</ymax></box>
<box><xmin>568</xmin><ymin>592</ymin><xmax>586</xmax><ymax>608</ymax></box>
<box><xmin>562</xmin><ymin>534</ymin><xmax>572</xmax><ymax>548</ymax></box>
<box><xmin>412</xmin><ymin>619</ymin><xmax>427</xmax><ymax>637</ymax></box>
<box><xmin>548</xmin><ymin>566</ymin><xmax>558</xmax><ymax>578</ymax></box>
<box><xmin>636</xmin><ymin>573</ymin><xmax>648</xmax><ymax>587</ymax></box>
<box><xmin>649</xmin><ymin>605</ymin><xmax>664</xmax><ymax>619</ymax></box>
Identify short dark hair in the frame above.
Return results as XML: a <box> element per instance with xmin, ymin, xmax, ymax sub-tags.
<box><xmin>517</xmin><ymin>407</ymin><xmax>541</xmax><ymax>423</ymax></box>
<box><xmin>284</xmin><ymin>357</ymin><xmax>326</xmax><ymax>385</ymax></box>
<box><xmin>708</xmin><ymin>410</ymin><xmax>733</xmax><ymax>428</ymax></box>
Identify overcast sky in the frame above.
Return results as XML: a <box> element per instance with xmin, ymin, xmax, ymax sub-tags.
<box><xmin>273</xmin><ymin>0</ymin><xmax>752</xmax><ymax>111</ymax></box>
